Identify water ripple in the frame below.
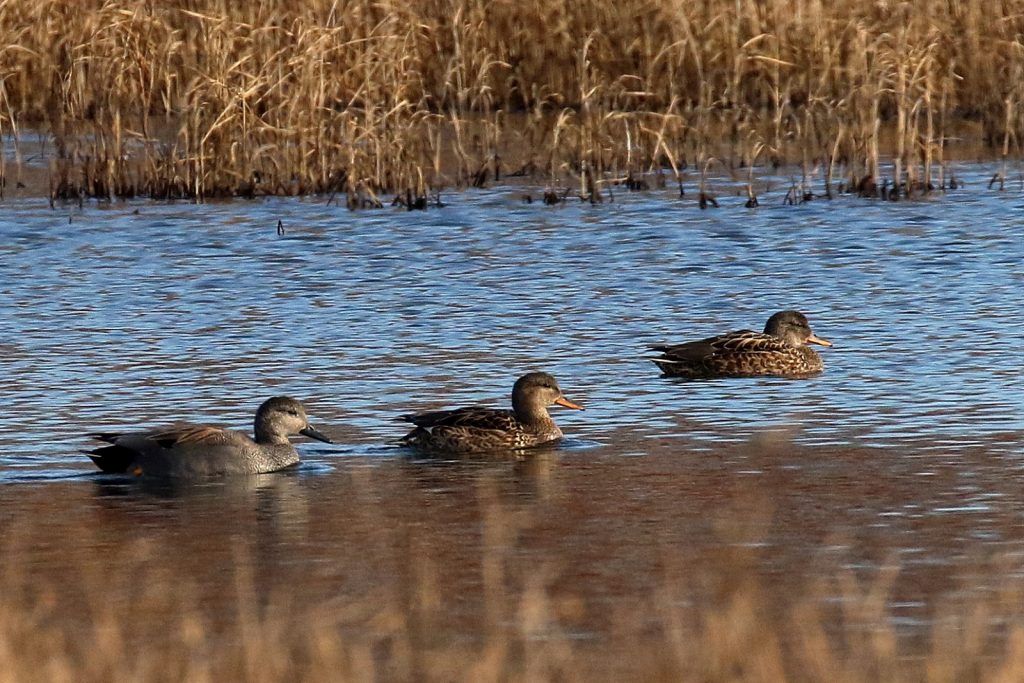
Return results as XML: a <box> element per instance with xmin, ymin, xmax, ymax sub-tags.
<box><xmin>0</xmin><ymin>171</ymin><xmax>1021</xmax><ymax>478</ymax></box>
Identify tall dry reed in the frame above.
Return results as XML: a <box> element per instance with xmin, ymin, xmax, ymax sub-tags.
<box><xmin>0</xmin><ymin>0</ymin><xmax>1020</xmax><ymax>201</ymax></box>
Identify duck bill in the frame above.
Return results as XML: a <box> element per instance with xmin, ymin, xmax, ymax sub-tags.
<box><xmin>806</xmin><ymin>334</ymin><xmax>833</xmax><ymax>348</ymax></box>
<box><xmin>300</xmin><ymin>425</ymin><xmax>334</xmax><ymax>443</ymax></box>
<box><xmin>554</xmin><ymin>396</ymin><xmax>585</xmax><ymax>411</ymax></box>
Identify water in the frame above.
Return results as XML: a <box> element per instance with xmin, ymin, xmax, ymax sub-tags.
<box><xmin>0</xmin><ymin>166</ymin><xmax>1022</xmax><ymax>669</ymax></box>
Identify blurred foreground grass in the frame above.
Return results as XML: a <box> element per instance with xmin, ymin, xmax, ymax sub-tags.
<box><xmin>2</xmin><ymin>474</ymin><xmax>1022</xmax><ymax>683</ymax></box>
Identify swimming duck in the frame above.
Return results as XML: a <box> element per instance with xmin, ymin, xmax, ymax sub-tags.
<box><xmin>85</xmin><ymin>396</ymin><xmax>332</xmax><ymax>477</ymax></box>
<box><xmin>650</xmin><ymin>310</ymin><xmax>832</xmax><ymax>378</ymax></box>
<box><xmin>399</xmin><ymin>371</ymin><xmax>584</xmax><ymax>454</ymax></box>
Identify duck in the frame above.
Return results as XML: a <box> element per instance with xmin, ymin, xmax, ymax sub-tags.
<box><xmin>650</xmin><ymin>310</ymin><xmax>832</xmax><ymax>378</ymax></box>
<box><xmin>84</xmin><ymin>396</ymin><xmax>332</xmax><ymax>477</ymax></box>
<box><xmin>399</xmin><ymin>371</ymin><xmax>584</xmax><ymax>454</ymax></box>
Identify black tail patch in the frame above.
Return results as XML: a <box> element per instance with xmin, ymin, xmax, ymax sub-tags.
<box><xmin>85</xmin><ymin>445</ymin><xmax>136</xmax><ymax>473</ymax></box>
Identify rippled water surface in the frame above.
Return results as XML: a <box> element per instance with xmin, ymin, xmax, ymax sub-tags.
<box><xmin>1</xmin><ymin>166</ymin><xmax>1022</xmax><ymax>668</ymax></box>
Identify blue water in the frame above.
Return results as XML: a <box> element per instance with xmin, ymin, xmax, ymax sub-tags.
<box><xmin>1</xmin><ymin>165</ymin><xmax>1022</xmax><ymax>660</ymax></box>
<box><xmin>0</xmin><ymin>167</ymin><xmax>1020</xmax><ymax>474</ymax></box>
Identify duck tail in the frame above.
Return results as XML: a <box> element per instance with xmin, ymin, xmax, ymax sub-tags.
<box><xmin>83</xmin><ymin>445</ymin><xmax>136</xmax><ymax>473</ymax></box>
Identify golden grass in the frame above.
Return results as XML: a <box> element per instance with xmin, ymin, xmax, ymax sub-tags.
<box><xmin>0</xmin><ymin>0</ymin><xmax>1021</xmax><ymax>201</ymax></box>
<box><xmin>2</xmin><ymin>481</ymin><xmax>1024</xmax><ymax>682</ymax></box>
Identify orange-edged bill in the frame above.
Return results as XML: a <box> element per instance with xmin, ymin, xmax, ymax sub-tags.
<box><xmin>807</xmin><ymin>334</ymin><xmax>833</xmax><ymax>347</ymax></box>
<box><xmin>554</xmin><ymin>396</ymin><xmax>585</xmax><ymax>410</ymax></box>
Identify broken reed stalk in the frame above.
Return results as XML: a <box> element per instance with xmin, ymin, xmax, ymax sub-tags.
<box><xmin>894</xmin><ymin>55</ymin><xmax>907</xmax><ymax>200</ymax></box>
<box><xmin>1001</xmin><ymin>96</ymin><xmax>1013</xmax><ymax>190</ymax></box>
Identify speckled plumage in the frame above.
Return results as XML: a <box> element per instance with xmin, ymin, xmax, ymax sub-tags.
<box><xmin>651</xmin><ymin>310</ymin><xmax>832</xmax><ymax>379</ymax></box>
<box><xmin>399</xmin><ymin>372</ymin><xmax>583</xmax><ymax>454</ymax></box>
<box><xmin>85</xmin><ymin>396</ymin><xmax>332</xmax><ymax>477</ymax></box>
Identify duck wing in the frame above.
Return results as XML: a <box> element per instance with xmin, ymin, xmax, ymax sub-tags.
<box><xmin>91</xmin><ymin>423</ymin><xmax>233</xmax><ymax>448</ymax></box>
<box><xmin>706</xmin><ymin>330</ymin><xmax>790</xmax><ymax>354</ymax></box>
<box><xmin>653</xmin><ymin>329</ymin><xmax>787</xmax><ymax>361</ymax></box>
<box><xmin>146</xmin><ymin>424</ymin><xmax>234</xmax><ymax>448</ymax></box>
<box><xmin>86</xmin><ymin>424</ymin><xmax>240</xmax><ymax>472</ymax></box>
<box><xmin>401</xmin><ymin>406</ymin><xmax>518</xmax><ymax>432</ymax></box>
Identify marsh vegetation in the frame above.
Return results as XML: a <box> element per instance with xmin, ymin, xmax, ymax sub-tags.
<box><xmin>1</xmin><ymin>0</ymin><xmax>1022</xmax><ymax>202</ymax></box>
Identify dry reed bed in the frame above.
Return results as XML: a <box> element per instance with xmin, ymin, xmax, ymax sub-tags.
<box><xmin>0</xmin><ymin>0</ymin><xmax>1021</xmax><ymax>202</ymax></box>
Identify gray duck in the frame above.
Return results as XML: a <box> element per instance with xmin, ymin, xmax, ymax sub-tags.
<box><xmin>85</xmin><ymin>396</ymin><xmax>332</xmax><ymax>477</ymax></box>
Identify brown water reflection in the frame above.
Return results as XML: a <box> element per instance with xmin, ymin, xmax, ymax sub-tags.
<box><xmin>3</xmin><ymin>433</ymin><xmax>1023</xmax><ymax>680</ymax></box>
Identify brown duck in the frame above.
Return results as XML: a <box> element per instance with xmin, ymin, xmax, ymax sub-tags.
<box><xmin>85</xmin><ymin>396</ymin><xmax>333</xmax><ymax>477</ymax></box>
<box><xmin>651</xmin><ymin>310</ymin><xmax>832</xmax><ymax>378</ymax></box>
<box><xmin>399</xmin><ymin>372</ymin><xmax>584</xmax><ymax>454</ymax></box>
